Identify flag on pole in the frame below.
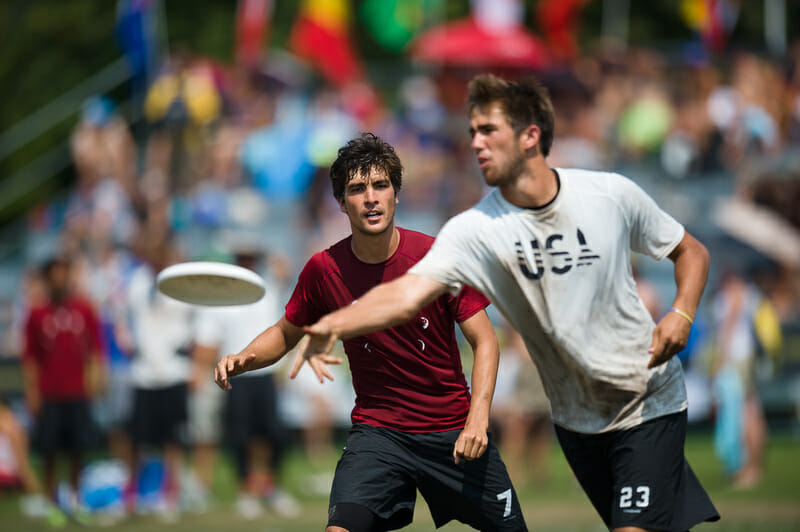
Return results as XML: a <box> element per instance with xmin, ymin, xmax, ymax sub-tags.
<box><xmin>289</xmin><ymin>0</ymin><xmax>363</xmax><ymax>87</ymax></box>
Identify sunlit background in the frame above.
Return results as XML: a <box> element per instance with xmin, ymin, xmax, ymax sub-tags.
<box><xmin>0</xmin><ymin>1</ymin><xmax>799</xmax><ymax>530</ymax></box>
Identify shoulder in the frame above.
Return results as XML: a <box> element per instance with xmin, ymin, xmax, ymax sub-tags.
<box><xmin>559</xmin><ymin>168</ymin><xmax>650</xmax><ymax>211</ymax></box>
<box><xmin>300</xmin><ymin>239</ymin><xmax>348</xmax><ymax>280</ymax></box>
<box><xmin>71</xmin><ymin>297</ymin><xmax>97</xmax><ymax>314</ymax></box>
<box><xmin>25</xmin><ymin>305</ymin><xmax>47</xmax><ymax>323</ymax></box>
<box><xmin>397</xmin><ymin>227</ymin><xmax>435</xmax><ymax>258</ymax></box>
<box><xmin>558</xmin><ymin>167</ymin><xmax>630</xmax><ymax>193</ymax></box>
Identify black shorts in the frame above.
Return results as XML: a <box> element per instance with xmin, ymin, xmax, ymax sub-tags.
<box><xmin>34</xmin><ymin>399</ymin><xmax>93</xmax><ymax>454</ymax></box>
<box><xmin>224</xmin><ymin>373</ymin><xmax>287</xmax><ymax>447</ymax></box>
<box><xmin>328</xmin><ymin>424</ymin><xmax>527</xmax><ymax>531</ymax></box>
<box><xmin>555</xmin><ymin>411</ymin><xmax>720</xmax><ymax>531</ymax></box>
<box><xmin>130</xmin><ymin>383</ymin><xmax>187</xmax><ymax>447</ymax></box>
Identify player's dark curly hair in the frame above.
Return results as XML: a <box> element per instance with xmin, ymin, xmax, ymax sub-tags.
<box><xmin>466</xmin><ymin>73</ymin><xmax>555</xmax><ymax>157</ymax></box>
<box><xmin>330</xmin><ymin>132</ymin><xmax>403</xmax><ymax>202</ymax></box>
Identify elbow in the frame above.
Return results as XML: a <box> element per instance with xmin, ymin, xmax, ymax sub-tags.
<box><xmin>695</xmin><ymin>238</ymin><xmax>711</xmax><ymax>276</ymax></box>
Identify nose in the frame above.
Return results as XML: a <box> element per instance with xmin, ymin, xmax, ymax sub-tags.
<box><xmin>364</xmin><ymin>184</ymin><xmax>377</xmax><ymax>203</ymax></box>
<box><xmin>471</xmin><ymin>132</ymin><xmax>484</xmax><ymax>151</ymax></box>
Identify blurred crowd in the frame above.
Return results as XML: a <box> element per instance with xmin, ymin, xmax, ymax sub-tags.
<box><xmin>1</xmin><ymin>34</ymin><xmax>799</xmax><ymax>525</ymax></box>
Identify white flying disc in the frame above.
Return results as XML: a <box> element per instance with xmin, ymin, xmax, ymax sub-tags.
<box><xmin>156</xmin><ymin>261</ymin><xmax>266</xmax><ymax>306</ymax></box>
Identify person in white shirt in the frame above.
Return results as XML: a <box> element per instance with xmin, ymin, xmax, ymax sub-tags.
<box><xmin>190</xmin><ymin>251</ymin><xmax>299</xmax><ymax>519</ymax></box>
<box><xmin>295</xmin><ymin>74</ymin><xmax>720</xmax><ymax>532</ymax></box>
<box><xmin>126</xmin><ymin>239</ymin><xmax>193</xmax><ymax>518</ymax></box>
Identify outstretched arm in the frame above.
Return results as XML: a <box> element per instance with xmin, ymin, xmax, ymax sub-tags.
<box><xmin>648</xmin><ymin>231</ymin><xmax>710</xmax><ymax>368</ymax></box>
<box><xmin>452</xmin><ymin>309</ymin><xmax>499</xmax><ymax>464</ymax></box>
<box><xmin>215</xmin><ymin>315</ymin><xmax>318</xmax><ymax>390</ymax></box>
<box><xmin>291</xmin><ymin>273</ymin><xmax>449</xmax><ymax>381</ymax></box>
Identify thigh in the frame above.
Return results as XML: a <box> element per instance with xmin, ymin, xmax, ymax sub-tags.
<box><xmin>416</xmin><ymin>433</ymin><xmax>527</xmax><ymax>531</ymax></box>
<box><xmin>34</xmin><ymin>401</ymin><xmax>61</xmax><ymax>454</ymax></box>
<box><xmin>188</xmin><ymin>379</ymin><xmax>223</xmax><ymax>444</ymax></box>
<box><xmin>62</xmin><ymin>400</ymin><xmax>93</xmax><ymax>453</ymax></box>
<box><xmin>225</xmin><ymin>378</ymin><xmax>257</xmax><ymax>444</ymax></box>
<box><xmin>158</xmin><ymin>383</ymin><xmax>188</xmax><ymax>445</ymax></box>
<box><xmin>610</xmin><ymin>412</ymin><xmax>719</xmax><ymax>531</ymax></box>
<box><xmin>131</xmin><ymin>388</ymin><xmax>160</xmax><ymax>446</ymax></box>
<box><xmin>555</xmin><ymin>424</ymin><xmax>614</xmax><ymax>528</ymax></box>
<box><xmin>328</xmin><ymin>425</ymin><xmax>417</xmax><ymax>529</ymax></box>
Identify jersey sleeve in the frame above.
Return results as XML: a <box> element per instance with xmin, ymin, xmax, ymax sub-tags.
<box><xmin>618</xmin><ymin>176</ymin><xmax>685</xmax><ymax>260</ymax></box>
<box><xmin>409</xmin><ymin>214</ymin><xmax>479</xmax><ymax>295</ymax></box>
<box><xmin>284</xmin><ymin>254</ymin><xmax>326</xmax><ymax>327</ymax></box>
<box><xmin>449</xmin><ymin>286</ymin><xmax>491</xmax><ymax>323</ymax></box>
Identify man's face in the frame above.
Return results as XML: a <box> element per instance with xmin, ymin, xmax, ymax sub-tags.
<box><xmin>47</xmin><ymin>262</ymin><xmax>71</xmax><ymax>301</ymax></box>
<box><xmin>469</xmin><ymin>102</ymin><xmax>526</xmax><ymax>187</ymax></box>
<box><xmin>339</xmin><ymin>167</ymin><xmax>398</xmax><ymax>237</ymax></box>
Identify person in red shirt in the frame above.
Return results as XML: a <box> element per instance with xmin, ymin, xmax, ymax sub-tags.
<box><xmin>215</xmin><ymin>133</ymin><xmax>526</xmax><ymax>531</ymax></box>
<box><xmin>22</xmin><ymin>256</ymin><xmax>105</xmax><ymax>516</ymax></box>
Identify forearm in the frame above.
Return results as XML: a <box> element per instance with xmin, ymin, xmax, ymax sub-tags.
<box><xmin>459</xmin><ymin>311</ymin><xmax>499</xmax><ymax>432</ymax></box>
<box><xmin>465</xmin><ymin>348</ymin><xmax>497</xmax><ymax>431</ymax></box>
<box><xmin>21</xmin><ymin>362</ymin><xmax>40</xmax><ymax>409</ymax></box>
<box><xmin>669</xmin><ymin>233</ymin><xmax>710</xmax><ymax>318</ymax></box>
<box><xmin>319</xmin><ymin>274</ymin><xmax>444</xmax><ymax>340</ymax></box>
<box><xmin>237</xmin><ymin>320</ymin><xmax>301</xmax><ymax>369</ymax></box>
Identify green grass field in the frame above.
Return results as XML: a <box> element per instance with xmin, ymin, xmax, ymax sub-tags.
<box><xmin>2</xmin><ymin>432</ymin><xmax>798</xmax><ymax>531</ymax></box>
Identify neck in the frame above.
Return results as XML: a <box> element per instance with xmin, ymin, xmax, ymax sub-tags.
<box><xmin>499</xmin><ymin>158</ymin><xmax>558</xmax><ymax>208</ymax></box>
<box><xmin>350</xmin><ymin>223</ymin><xmax>400</xmax><ymax>264</ymax></box>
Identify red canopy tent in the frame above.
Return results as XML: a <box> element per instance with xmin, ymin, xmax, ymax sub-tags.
<box><xmin>409</xmin><ymin>17</ymin><xmax>552</xmax><ymax>70</ymax></box>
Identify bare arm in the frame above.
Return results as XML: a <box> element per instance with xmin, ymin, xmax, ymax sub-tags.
<box><xmin>291</xmin><ymin>273</ymin><xmax>450</xmax><ymax>380</ymax></box>
<box><xmin>215</xmin><ymin>315</ymin><xmax>316</xmax><ymax>390</ymax></box>
<box><xmin>21</xmin><ymin>360</ymin><xmax>40</xmax><ymax>417</ymax></box>
<box><xmin>452</xmin><ymin>309</ymin><xmax>499</xmax><ymax>464</ymax></box>
<box><xmin>648</xmin><ymin>231</ymin><xmax>710</xmax><ymax>368</ymax></box>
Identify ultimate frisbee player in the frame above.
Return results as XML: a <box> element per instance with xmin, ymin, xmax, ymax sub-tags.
<box><xmin>216</xmin><ymin>133</ymin><xmax>526</xmax><ymax>531</ymax></box>
<box><xmin>298</xmin><ymin>75</ymin><xmax>720</xmax><ymax>532</ymax></box>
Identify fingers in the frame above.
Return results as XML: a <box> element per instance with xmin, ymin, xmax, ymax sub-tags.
<box><xmin>289</xmin><ymin>337</ymin><xmax>309</xmax><ymax>379</ymax></box>
<box><xmin>453</xmin><ymin>432</ymin><xmax>488</xmax><ymax>465</ymax></box>
<box><xmin>309</xmin><ymin>357</ymin><xmax>331</xmax><ymax>383</ymax></box>
<box><xmin>290</xmin><ymin>330</ymin><xmax>343</xmax><ymax>381</ymax></box>
<box><xmin>214</xmin><ymin>353</ymin><xmax>257</xmax><ymax>390</ymax></box>
<box><xmin>214</xmin><ymin>359</ymin><xmax>229</xmax><ymax>390</ymax></box>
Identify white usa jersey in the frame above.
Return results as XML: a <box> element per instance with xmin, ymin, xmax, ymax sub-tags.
<box><xmin>411</xmin><ymin>168</ymin><xmax>688</xmax><ymax>433</ymax></box>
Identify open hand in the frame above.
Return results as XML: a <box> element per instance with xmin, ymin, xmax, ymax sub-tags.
<box><xmin>215</xmin><ymin>352</ymin><xmax>257</xmax><ymax>390</ymax></box>
<box><xmin>289</xmin><ymin>321</ymin><xmax>343</xmax><ymax>383</ymax></box>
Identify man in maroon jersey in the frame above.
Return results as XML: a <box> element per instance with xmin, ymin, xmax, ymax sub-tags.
<box><xmin>22</xmin><ymin>256</ymin><xmax>105</xmax><ymax>521</ymax></box>
<box><xmin>215</xmin><ymin>133</ymin><xmax>526</xmax><ymax>531</ymax></box>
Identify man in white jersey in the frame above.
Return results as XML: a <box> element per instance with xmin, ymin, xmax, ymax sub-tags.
<box><xmin>294</xmin><ymin>74</ymin><xmax>720</xmax><ymax>531</ymax></box>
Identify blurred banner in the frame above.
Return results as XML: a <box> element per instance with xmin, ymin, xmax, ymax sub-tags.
<box><xmin>236</xmin><ymin>0</ymin><xmax>273</xmax><ymax>69</ymax></box>
<box><xmin>359</xmin><ymin>0</ymin><xmax>428</xmax><ymax>54</ymax></box>
<box><xmin>116</xmin><ymin>0</ymin><xmax>162</xmax><ymax>91</ymax></box>
<box><xmin>289</xmin><ymin>0</ymin><xmax>363</xmax><ymax>87</ymax></box>
<box><xmin>536</xmin><ymin>0</ymin><xmax>592</xmax><ymax>62</ymax></box>
<box><xmin>713</xmin><ymin>197</ymin><xmax>800</xmax><ymax>268</ymax></box>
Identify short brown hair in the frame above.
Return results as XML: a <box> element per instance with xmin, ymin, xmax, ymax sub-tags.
<box><xmin>330</xmin><ymin>133</ymin><xmax>403</xmax><ymax>202</ymax></box>
<box><xmin>466</xmin><ymin>73</ymin><xmax>555</xmax><ymax>156</ymax></box>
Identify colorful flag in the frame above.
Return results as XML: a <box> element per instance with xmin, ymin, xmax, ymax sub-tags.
<box><xmin>236</xmin><ymin>0</ymin><xmax>273</xmax><ymax>69</ymax></box>
<box><xmin>289</xmin><ymin>0</ymin><xmax>362</xmax><ymax>87</ymax></box>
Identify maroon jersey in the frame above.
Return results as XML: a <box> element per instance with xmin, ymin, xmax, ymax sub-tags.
<box><xmin>24</xmin><ymin>297</ymin><xmax>103</xmax><ymax>400</ymax></box>
<box><xmin>286</xmin><ymin>228</ymin><xmax>490</xmax><ymax>432</ymax></box>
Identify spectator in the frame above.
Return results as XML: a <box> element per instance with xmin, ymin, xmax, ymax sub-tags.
<box><xmin>189</xmin><ymin>249</ymin><xmax>300</xmax><ymax>520</ymax></box>
<box><xmin>711</xmin><ymin>269</ymin><xmax>774</xmax><ymax>489</ymax></box>
<box><xmin>125</xmin><ymin>237</ymin><xmax>193</xmax><ymax>520</ymax></box>
<box><xmin>22</xmin><ymin>255</ymin><xmax>105</xmax><ymax>524</ymax></box>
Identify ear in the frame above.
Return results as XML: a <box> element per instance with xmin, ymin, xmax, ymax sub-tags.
<box><xmin>339</xmin><ymin>199</ymin><xmax>348</xmax><ymax>214</ymax></box>
<box><xmin>520</xmin><ymin>125</ymin><xmax>541</xmax><ymax>153</ymax></box>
